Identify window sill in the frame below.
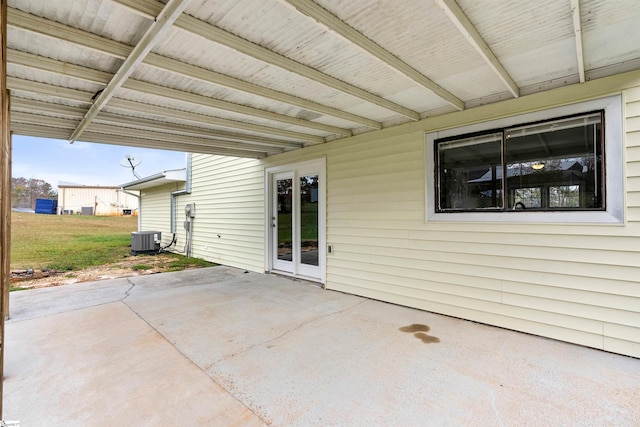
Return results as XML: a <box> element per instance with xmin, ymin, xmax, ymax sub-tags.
<box><xmin>427</xmin><ymin>209</ymin><xmax>623</xmax><ymax>224</ymax></box>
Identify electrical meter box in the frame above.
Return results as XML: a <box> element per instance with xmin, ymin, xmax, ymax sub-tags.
<box><xmin>185</xmin><ymin>203</ymin><xmax>196</xmax><ymax>218</ymax></box>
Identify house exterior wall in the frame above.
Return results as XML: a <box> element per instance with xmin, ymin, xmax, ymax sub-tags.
<box><xmin>188</xmin><ymin>155</ymin><xmax>265</xmax><ymax>272</ymax></box>
<box><xmin>179</xmin><ymin>70</ymin><xmax>640</xmax><ymax>358</ymax></box>
<box><xmin>58</xmin><ymin>186</ymin><xmax>138</xmax><ymax>215</ymax></box>
<box><xmin>139</xmin><ymin>182</ymin><xmax>184</xmax><ymax>248</ymax></box>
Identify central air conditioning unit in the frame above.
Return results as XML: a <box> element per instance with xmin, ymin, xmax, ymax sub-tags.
<box><xmin>131</xmin><ymin>231</ymin><xmax>161</xmax><ymax>254</ymax></box>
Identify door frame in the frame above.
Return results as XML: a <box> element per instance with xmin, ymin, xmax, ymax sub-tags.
<box><xmin>265</xmin><ymin>158</ymin><xmax>326</xmax><ymax>283</ymax></box>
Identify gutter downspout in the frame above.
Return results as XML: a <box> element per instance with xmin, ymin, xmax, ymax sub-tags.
<box><xmin>171</xmin><ymin>152</ymin><xmax>192</xmax><ymax>233</ymax></box>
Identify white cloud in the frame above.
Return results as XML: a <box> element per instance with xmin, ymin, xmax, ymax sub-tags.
<box><xmin>12</xmin><ymin>136</ymin><xmax>187</xmax><ymax>190</ymax></box>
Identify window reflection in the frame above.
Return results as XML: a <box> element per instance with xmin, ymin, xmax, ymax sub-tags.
<box><xmin>277</xmin><ymin>178</ymin><xmax>292</xmax><ymax>261</ymax></box>
<box><xmin>300</xmin><ymin>175</ymin><xmax>319</xmax><ymax>266</ymax></box>
<box><xmin>436</xmin><ymin>112</ymin><xmax>604</xmax><ymax>212</ymax></box>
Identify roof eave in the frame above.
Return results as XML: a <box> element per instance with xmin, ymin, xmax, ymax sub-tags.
<box><xmin>120</xmin><ymin>168</ymin><xmax>186</xmax><ymax>190</ymax></box>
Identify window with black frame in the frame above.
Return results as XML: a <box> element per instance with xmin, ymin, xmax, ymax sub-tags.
<box><xmin>435</xmin><ymin>111</ymin><xmax>604</xmax><ymax>212</ymax></box>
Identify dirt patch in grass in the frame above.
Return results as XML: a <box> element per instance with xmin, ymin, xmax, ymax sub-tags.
<box><xmin>10</xmin><ymin>253</ymin><xmax>213</xmax><ymax>291</ymax></box>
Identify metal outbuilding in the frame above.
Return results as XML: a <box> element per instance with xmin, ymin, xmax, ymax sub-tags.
<box><xmin>57</xmin><ymin>183</ymin><xmax>138</xmax><ymax>215</ymax></box>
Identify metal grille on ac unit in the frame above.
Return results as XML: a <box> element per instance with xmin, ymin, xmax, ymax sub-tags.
<box><xmin>131</xmin><ymin>231</ymin><xmax>161</xmax><ymax>254</ymax></box>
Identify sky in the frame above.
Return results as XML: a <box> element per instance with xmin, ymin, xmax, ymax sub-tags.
<box><xmin>12</xmin><ymin>135</ymin><xmax>187</xmax><ymax>189</ymax></box>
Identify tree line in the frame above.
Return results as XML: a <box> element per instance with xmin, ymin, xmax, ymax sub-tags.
<box><xmin>11</xmin><ymin>177</ymin><xmax>57</xmax><ymax>209</ymax></box>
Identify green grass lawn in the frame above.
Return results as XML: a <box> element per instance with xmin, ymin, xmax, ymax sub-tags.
<box><xmin>11</xmin><ymin>212</ymin><xmax>138</xmax><ymax>270</ymax></box>
<box><xmin>10</xmin><ymin>212</ymin><xmax>213</xmax><ymax>272</ymax></box>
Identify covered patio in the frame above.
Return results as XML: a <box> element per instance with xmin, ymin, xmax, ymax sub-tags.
<box><xmin>1</xmin><ymin>0</ymin><xmax>640</xmax><ymax>421</ymax></box>
<box><xmin>4</xmin><ymin>267</ymin><xmax>639</xmax><ymax>425</ymax></box>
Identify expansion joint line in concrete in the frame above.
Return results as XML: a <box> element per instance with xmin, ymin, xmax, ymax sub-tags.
<box><xmin>206</xmin><ymin>299</ymin><xmax>369</xmax><ymax>370</ymax></box>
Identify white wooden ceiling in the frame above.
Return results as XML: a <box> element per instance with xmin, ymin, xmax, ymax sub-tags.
<box><xmin>7</xmin><ymin>0</ymin><xmax>640</xmax><ymax>157</ymax></box>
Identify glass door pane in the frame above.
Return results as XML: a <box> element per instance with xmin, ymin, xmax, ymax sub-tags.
<box><xmin>268</xmin><ymin>159</ymin><xmax>324</xmax><ymax>281</ymax></box>
<box><xmin>277</xmin><ymin>177</ymin><xmax>293</xmax><ymax>261</ymax></box>
<box><xmin>300</xmin><ymin>175</ymin><xmax>319</xmax><ymax>266</ymax></box>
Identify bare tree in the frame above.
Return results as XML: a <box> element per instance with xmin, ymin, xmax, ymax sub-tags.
<box><xmin>11</xmin><ymin>177</ymin><xmax>57</xmax><ymax>209</ymax></box>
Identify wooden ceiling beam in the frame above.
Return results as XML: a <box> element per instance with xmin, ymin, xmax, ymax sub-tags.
<box><xmin>143</xmin><ymin>54</ymin><xmax>381</xmax><ymax>129</ymax></box>
<box><xmin>8</xmin><ymin>6</ymin><xmax>381</xmax><ymax>131</ymax></box>
<box><xmin>69</xmin><ymin>0</ymin><xmax>192</xmax><ymax>143</ymax></box>
<box><xmin>175</xmin><ymin>14</ymin><xmax>420</xmax><ymax>121</ymax></box>
<box><xmin>10</xmin><ymin>123</ymin><xmax>73</xmax><ymax>140</ymax></box>
<box><xmin>11</xmin><ymin>98</ymin><xmax>304</xmax><ymax>150</ymax></box>
<box><xmin>11</xmin><ymin>98</ymin><xmax>302</xmax><ymax>150</ymax></box>
<box><xmin>111</xmin><ymin>0</ymin><xmax>420</xmax><ymax>121</ymax></box>
<box><xmin>434</xmin><ymin>0</ymin><xmax>520</xmax><ymax>98</ymax></box>
<box><xmin>78</xmin><ymin>131</ymin><xmax>267</xmax><ymax>158</ymax></box>
<box><xmin>107</xmin><ymin>98</ymin><xmax>325</xmax><ymax>144</ymax></box>
<box><xmin>11</xmin><ymin>116</ymin><xmax>270</xmax><ymax>158</ymax></box>
<box><xmin>571</xmin><ymin>0</ymin><xmax>586</xmax><ymax>83</ymax></box>
<box><xmin>11</xmin><ymin>97</ymin><xmax>86</xmax><ymax>118</ymax></box>
<box><xmin>8</xmin><ymin>7</ymin><xmax>129</xmax><ymax>59</ymax></box>
<box><xmin>8</xmin><ymin>49</ymin><xmax>111</xmax><ymax>85</ymax></box>
<box><xmin>8</xmin><ymin>76</ymin><xmax>323</xmax><ymax>143</ymax></box>
<box><xmin>9</xmin><ymin>50</ymin><xmax>342</xmax><ymax>137</ymax></box>
<box><xmin>7</xmin><ymin>76</ymin><xmax>93</xmax><ymax>104</ymax></box>
<box><xmin>284</xmin><ymin>0</ymin><xmax>464</xmax><ymax>111</ymax></box>
<box><xmin>122</xmin><ymin>79</ymin><xmax>352</xmax><ymax>137</ymax></box>
<box><xmin>11</xmin><ymin>111</ymin><xmax>79</xmax><ymax>129</ymax></box>
<box><xmin>86</xmin><ymin>122</ymin><xmax>280</xmax><ymax>155</ymax></box>
<box><xmin>95</xmin><ymin>111</ymin><xmax>303</xmax><ymax>150</ymax></box>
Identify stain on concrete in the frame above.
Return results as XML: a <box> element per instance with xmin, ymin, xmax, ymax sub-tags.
<box><xmin>414</xmin><ymin>332</ymin><xmax>440</xmax><ymax>344</ymax></box>
<box><xmin>399</xmin><ymin>324</ymin><xmax>440</xmax><ymax>344</ymax></box>
<box><xmin>399</xmin><ymin>323</ymin><xmax>430</xmax><ymax>333</ymax></box>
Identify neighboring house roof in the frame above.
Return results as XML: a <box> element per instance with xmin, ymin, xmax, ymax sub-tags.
<box><xmin>121</xmin><ymin>169</ymin><xmax>187</xmax><ymax>191</ymax></box>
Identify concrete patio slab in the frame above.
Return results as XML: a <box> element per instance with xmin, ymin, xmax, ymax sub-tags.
<box><xmin>4</xmin><ymin>266</ymin><xmax>639</xmax><ymax>426</ymax></box>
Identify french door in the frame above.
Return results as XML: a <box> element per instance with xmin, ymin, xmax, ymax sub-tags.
<box><xmin>267</xmin><ymin>159</ymin><xmax>325</xmax><ymax>282</ymax></box>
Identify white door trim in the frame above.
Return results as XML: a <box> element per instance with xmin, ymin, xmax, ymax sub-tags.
<box><xmin>265</xmin><ymin>158</ymin><xmax>326</xmax><ymax>283</ymax></box>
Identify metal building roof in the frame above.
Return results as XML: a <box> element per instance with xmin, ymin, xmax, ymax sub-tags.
<box><xmin>8</xmin><ymin>0</ymin><xmax>640</xmax><ymax>157</ymax></box>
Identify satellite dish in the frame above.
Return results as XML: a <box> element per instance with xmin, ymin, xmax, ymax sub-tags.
<box><xmin>120</xmin><ymin>155</ymin><xmax>142</xmax><ymax>168</ymax></box>
<box><xmin>120</xmin><ymin>155</ymin><xmax>142</xmax><ymax>179</ymax></box>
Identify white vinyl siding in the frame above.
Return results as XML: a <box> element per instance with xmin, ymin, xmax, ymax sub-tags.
<box><xmin>139</xmin><ymin>183</ymin><xmax>181</xmax><ymax>247</ymax></box>
<box><xmin>188</xmin><ymin>71</ymin><xmax>640</xmax><ymax>358</ymax></box>
<box><xmin>189</xmin><ymin>155</ymin><xmax>265</xmax><ymax>273</ymax></box>
<box><xmin>627</xmin><ymin>86</ymin><xmax>640</xmax><ymax>225</ymax></box>
<box><xmin>323</xmin><ymin>110</ymin><xmax>638</xmax><ymax>356</ymax></box>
